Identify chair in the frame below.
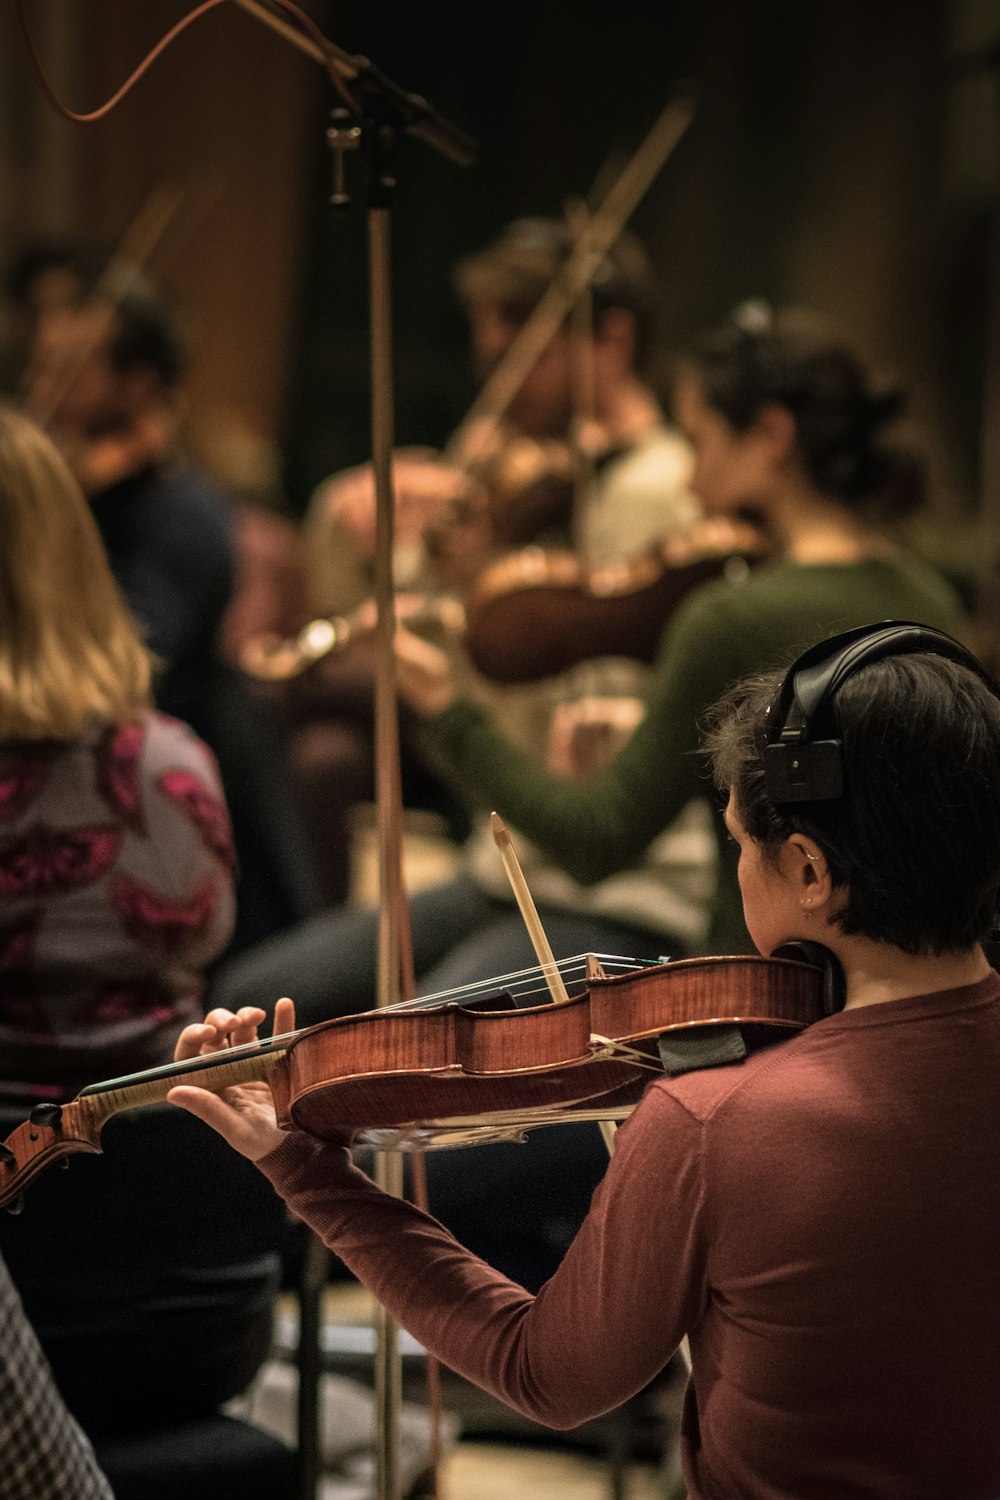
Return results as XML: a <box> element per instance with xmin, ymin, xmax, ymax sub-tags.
<box><xmin>94</xmin><ymin>1414</ymin><xmax>296</xmax><ymax>1500</ymax></box>
<box><xmin>0</xmin><ymin>1101</ymin><xmax>297</xmax><ymax>1497</ymax></box>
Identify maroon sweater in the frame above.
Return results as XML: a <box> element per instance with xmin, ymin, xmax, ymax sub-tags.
<box><xmin>259</xmin><ymin>973</ymin><xmax>1000</xmax><ymax>1499</ymax></box>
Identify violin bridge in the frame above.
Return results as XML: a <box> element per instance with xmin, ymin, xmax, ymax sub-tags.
<box><xmin>585</xmin><ymin>954</ymin><xmax>608</xmax><ymax>981</ymax></box>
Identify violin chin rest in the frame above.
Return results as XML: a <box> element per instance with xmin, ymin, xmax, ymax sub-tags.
<box><xmin>770</xmin><ymin>941</ymin><xmax>846</xmax><ymax>1016</ymax></box>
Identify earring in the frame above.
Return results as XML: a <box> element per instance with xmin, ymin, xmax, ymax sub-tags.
<box><xmin>805</xmin><ymin>852</ymin><xmax>821</xmax><ymax>862</ymax></box>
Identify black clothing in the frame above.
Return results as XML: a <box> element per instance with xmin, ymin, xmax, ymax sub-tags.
<box><xmin>91</xmin><ymin>459</ymin><xmax>322</xmax><ymax>952</ymax></box>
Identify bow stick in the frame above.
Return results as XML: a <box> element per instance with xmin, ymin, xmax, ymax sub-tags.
<box><xmin>490</xmin><ymin>815</ymin><xmax>697</xmax><ymax>1380</ymax></box>
<box><xmin>490</xmin><ymin>813</ymin><xmax>617</xmax><ymax>1156</ymax></box>
<box><xmin>441</xmin><ymin>92</ymin><xmax>696</xmax><ymax>469</ymax></box>
<box><xmin>22</xmin><ymin>181</ymin><xmax>186</xmax><ymax>432</ymax></box>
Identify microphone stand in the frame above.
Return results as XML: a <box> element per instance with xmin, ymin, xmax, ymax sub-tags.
<box><xmin>230</xmin><ymin>8</ymin><xmax>476</xmax><ymax>1499</ymax></box>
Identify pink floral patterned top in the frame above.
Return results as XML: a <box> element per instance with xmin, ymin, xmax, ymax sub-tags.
<box><xmin>0</xmin><ymin>713</ymin><xmax>235</xmax><ymax>1101</ymax></box>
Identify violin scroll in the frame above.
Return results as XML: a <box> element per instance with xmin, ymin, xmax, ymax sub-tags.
<box><xmin>0</xmin><ymin>1104</ymin><xmax>102</xmax><ymax>1211</ymax></box>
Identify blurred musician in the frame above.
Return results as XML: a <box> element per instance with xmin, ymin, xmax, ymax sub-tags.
<box><xmin>304</xmin><ymin>216</ymin><xmax>696</xmax><ymax>609</ymax></box>
<box><xmin>286</xmin><ymin>217</ymin><xmax>700</xmax><ymax>903</ymax></box>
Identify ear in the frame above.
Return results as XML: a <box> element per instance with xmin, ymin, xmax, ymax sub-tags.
<box><xmin>749</xmin><ymin>402</ymin><xmax>797</xmax><ymax>465</ymax></box>
<box><xmin>781</xmin><ymin>833</ymin><xmax>834</xmax><ymax>918</ymax></box>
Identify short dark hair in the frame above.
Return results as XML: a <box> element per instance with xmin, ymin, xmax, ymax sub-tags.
<box><xmin>454</xmin><ymin>217</ymin><xmax>661</xmax><ymax>369</ymax></box>
<box><xmin>98</xmin><ymin>270</ymin><xmax>186</xmax><ymax>390</ymax></box>
<box><xmin>7</xmin><ymin>241</ymin><xmax>184</xmax><ymax>391</ymax></box>
<box><xmin>6</xmin><ymin>235</ymin><xmax>111</xmax><ymax>306</ymax></box>
<box><xmin>705</xmin><ymin>653</ymin><xmax>1000</xmax><ymax>955</ymax></box>
<box><xmin>683</xmin><ymin>306</ymin><xmax>927</xmax><ymax>521</ymax></box>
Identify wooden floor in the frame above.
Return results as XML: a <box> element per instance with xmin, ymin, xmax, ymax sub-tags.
<box><xmin>440</xmin><ymin>1443</ymin><xmax>666</xmax><ymax>1500</ymax></box>
<box><xmin>312</xmin><ymin>1445</ymin><xmax>668</xmax><ymax>1500</ymax></box>
<box><xmin>266</xmin><ymin>1282</ymin><xmax>682</xmax><ymax>1500</ymax></box>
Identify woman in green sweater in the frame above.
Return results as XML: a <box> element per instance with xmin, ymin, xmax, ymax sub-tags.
<box><xmin>396</xmin><ymin>307</ymin><xmax>962</xmax><ymax>957</ymax></box>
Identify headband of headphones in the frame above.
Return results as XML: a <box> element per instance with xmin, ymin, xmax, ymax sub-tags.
<box><xmin>763</xmin><ymin>621</ymin><xmax>998</xmax><ymax>804</ymax></box>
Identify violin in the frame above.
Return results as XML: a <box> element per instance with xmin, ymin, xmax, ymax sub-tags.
<box><xmin>462</xmin><ymin>517</ymin><xmax>768</xmax><ymax>684</ymax></box>
<box><xmin>240</xmin><ymin>517</ymin><xmax>768</xmax><ymax>685</ymax></box>
<box><xmin>0</xmin><ymin>948</ymin><xmax>834</xmax><ymax>1209</ymax></box>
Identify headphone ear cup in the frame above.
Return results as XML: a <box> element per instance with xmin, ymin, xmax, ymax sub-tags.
<box><xmin>763</xmin><ymin>740</ymin><xmax>843</xmax><ymax>803</ymax></box>
<box><xmin>765</xmin><ymin>622</ymin><xmax>999</xmax><ymax>808</ymax></box>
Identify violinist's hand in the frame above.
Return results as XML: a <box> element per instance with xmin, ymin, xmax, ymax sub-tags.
<box><xmin>394</xmin><ymin>626</ymin><xmax>457</xmax><ymax>717</ymax></box>
<box><xmin>167</xmin><ymin>998</ymin><xmax>296</xmax><ymax>1162</ymax></box>
<box><xmin>547</xmin><ymin>696</ymin><xmax>645</xmax><ymax>780</ymax></box>
<box><xmin>323</xmin><ymin>453</ymin><xmax>471</xmax><ymax>558</ymax></box>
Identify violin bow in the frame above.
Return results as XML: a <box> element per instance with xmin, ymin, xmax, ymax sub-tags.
<box><xmin>441</xmin><ymin>92</ymin><xmax>696</xmax><ymax>469</ymax></box>
<box><xmin>563</xmin><ymin>196</ymin><xmax>599</xmax><ymax>524</ymax></box>
<box><xmin>23</xmin><ymin>181</ymin><xmax>186</xmax><ymax>432</ymax></box>
<box><xmin>490</xmin><ymin>817</ymin><xmax>699</xmax><ymax>1378</ymax></box>
<box><xmin>490</xmin><ymin>813</ymin><xmax>617</xmax><ymax>1156</ymax></box>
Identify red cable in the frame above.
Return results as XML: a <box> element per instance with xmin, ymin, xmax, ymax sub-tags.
<box><xmin>13</xmin><ymin>0</ymin><xmax>358</xmax><ymax>123</ymax></box>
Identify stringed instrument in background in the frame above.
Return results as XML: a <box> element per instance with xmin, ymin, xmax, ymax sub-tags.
<box><xmin>240</xmin><ymin>516</ymin><xmax>768</xmax><ymax>685</ymax></box>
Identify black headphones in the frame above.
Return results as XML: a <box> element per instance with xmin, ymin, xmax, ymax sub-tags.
<box><xmin>763</xmin><ymin>621</ymin><xmax>998</xmax><ymax>805</ymax></box>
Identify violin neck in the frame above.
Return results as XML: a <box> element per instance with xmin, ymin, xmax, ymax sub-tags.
<box><xmin>77</xmin><ymin>1043</ymin><xmax>286</xmax><ymax>1126</ymax></box>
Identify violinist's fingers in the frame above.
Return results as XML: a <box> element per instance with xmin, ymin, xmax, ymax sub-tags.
<box><xmin>393</xmin><ymin>628</ymin><xmax>456</xmax><ymax>718</ymax></box>
<box><xmin>273</xmin><ymin>996</ymin><xmax>296</xmax><ymax>1038</ymax></box>
<box><xmin>167</xmin><ymin>1085</ymin><xmax>284</xmax><ymax>1162</ymax></box>
<box><xmin>173</xmin><ymin>1007</ymin><xmax>266</xmax><ymax>1062</ymax></box>
<box><xmin>203</xmin><ymin>1006</ymin><xmax>265</xmax><ymax>1044</ymax></box>
<box><xmin>393</xmin><ymin>592</ymin><xmax>429</xmax><ymax>622</ymax></box>
<box><xmin>174</xmin><ymin>1021</ymin><xmax>217</xmax><ymax>1063</ymax></box>
<box><xmin>354</xmin><ymin>599</ymin><xmax>378</xmax><ymax>633</ymax></box>
<box><xmin>546</xmin><ymin>702</ymin><xmax>578</xmax><ymax>778</ymax></box>
<box><xmin>227</xmin><ymin>1006</ymin><xmax>270</xmax><ymax>1049</ymax></box>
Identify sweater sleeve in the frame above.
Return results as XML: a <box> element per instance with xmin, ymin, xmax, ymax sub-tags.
<box><xmin>0</xmin><ymin>1253</ymin><xmax>113</xmax><ymax>1500</ymax></box>
<box><xmin>257</xmin><ymin>1086</ymin><xmax>707</xmax><ymax>1429</ymax></box>
<box><xmin>424</xmin><ymin>583</ymin><xmax>750</xmax><ymax>885</ymax></box>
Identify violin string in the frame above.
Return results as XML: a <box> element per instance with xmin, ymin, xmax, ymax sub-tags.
<box><xmin>397</xmin><ymin>951</ymin><xmax>659</xmax><ymax>1011</ymax></box>
<box><xmin>81</xmin><ymin>953</ymin><xmax>664</xmax><ymax>1094</ymax></box>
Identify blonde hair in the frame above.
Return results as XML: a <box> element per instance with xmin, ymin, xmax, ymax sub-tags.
<box><xmin>0</xmin><ymin>406</ymin><xmax>152</xmax><ymax>739</ymax></box>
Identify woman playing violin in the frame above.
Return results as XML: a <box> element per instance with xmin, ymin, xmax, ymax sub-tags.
<box><xmin>210</xmin><ymin>305</ymin><xmax>965</xmax><ymax>1291</ymax></box>
<box><xmin>392</xmin><ymin>306</ymin><xmax>964</xmax><ymax>958</ymax></box>
<box><xmin>172</xmin><ymin>624</ymin><xmax>1000</xmax><ymax>1499</ymax></box>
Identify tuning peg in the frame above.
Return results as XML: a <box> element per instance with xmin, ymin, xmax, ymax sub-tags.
<box><xmin>29</xmin><ymin>1103</ymin><xmax>62</xmax><ymax>1127</ymax></box>
<box><xmin>0</xmin><ymin>1145</ymin><xmax>14</xmax><ymax>1165</ymax></box>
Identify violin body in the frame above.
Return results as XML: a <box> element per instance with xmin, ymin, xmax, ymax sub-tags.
<box><xmin>0</xmin><ymin>952</ymin><xmax>831</xmax><ymax>1205</ymax></box>
<box><xmin>278</xmin><ymin>954</ymin><xmax>826</xmax><ymax>1147</ymax></box>
<box><xmin>463</xmin><ymin>520</ymin><xmax>769</xmax><ymax>683</ymax></box>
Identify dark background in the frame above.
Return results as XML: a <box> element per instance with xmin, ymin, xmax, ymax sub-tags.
<box><xmin>1</xmin><ymin>1</ymin><xmax>997</xmax><ymax>569</ymax></box>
